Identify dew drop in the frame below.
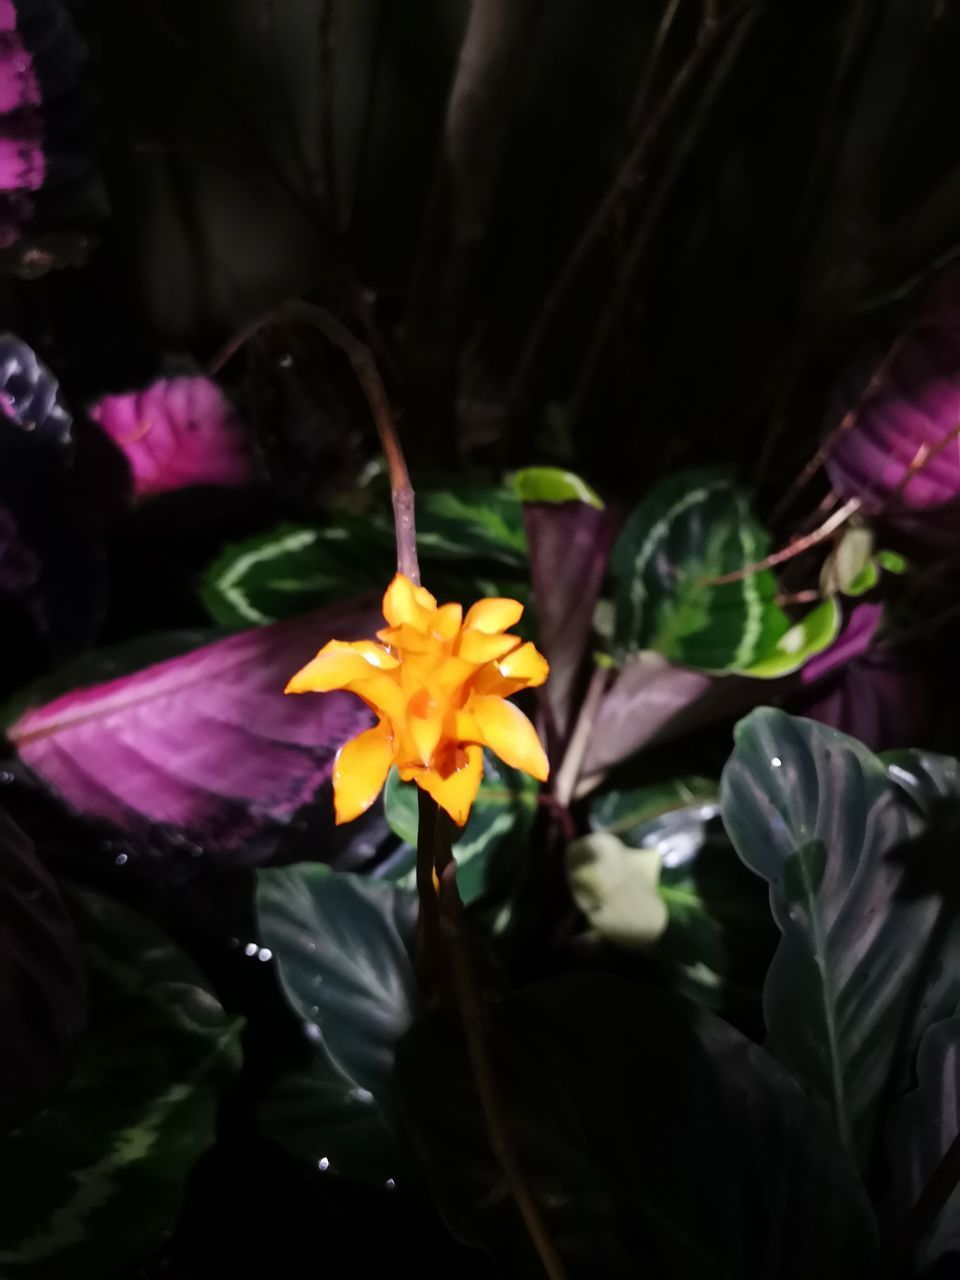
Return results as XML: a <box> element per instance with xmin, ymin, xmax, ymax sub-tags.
<box><xmin>244</xmin><ymin>942</ymin><xmax>258</xmax><ymax>957</ymax></box>
<box><xmin>348</xmin><ymin>1087</ymin><xmax>374</xmax><ymax>1105</ymax></box>
<box><xmin>318</xmin><ymin>1156</ymin><xmax>330</xmax><ymax>1171</ymax></box>
<box><xmin>771</xmin><ymin>757</ymin><xmax>782</xmax><ymax>768</ymax></box>
<box><xmin>0</xmin><ymin>770</ymin><xmax>14</xmax><ymax>784</ymax></box>
<box><xmin>114</xmin><ymin>852</ymin><xmax>128</xmax><ymax>866</ymax></box>
<box><xmin>385</xmin><ymin>1178</ymin><xmax>396</xmax><ymax>1191</ymax></box>
<box><xmin>304</xmin><ymin>1022</ymin><xmax>324</xmax><ymax>1045</ymax></box>
<box><xmin>257</xmin><ymin>947</ymin><xmax>272</xmax><ymax>963</ymax></box>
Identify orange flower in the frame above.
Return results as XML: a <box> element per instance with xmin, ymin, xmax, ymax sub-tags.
<box><xmin>285</xmin><ymin>574</ymin><xmax>549</xmax><ymax>826</ymax></box>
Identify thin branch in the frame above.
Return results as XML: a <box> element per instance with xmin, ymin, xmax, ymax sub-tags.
<box><xmin>769</xmin><ymin>332</ymin><xmax>907</xmax><ymax>524</ymax></box>
<box><xmin>626</xmin><ymin>0</ymin><xmax>685</xmax><ymax>138</ymax></box>
<box><xmin>205</xmin><ymin>301</ymin><xmax>418</xmax><ymax>582</ymax></box>
<box><xmin>437</xmin><ymin>857</ymin><xmax>568</xmax><ymax>1280</ymax></box>
<box><xmin>567</xmin><ymin>5</ymin><xmax>758</xmax><ymax>420</ymax></box>
<box><xmin>319</xmin><ymin>0</ymin><xmax>341</xmax><ymax>230</ymax></box>
<box><xmin>892</xmin><ymin>418</ymin><xmax>960</xmax><ymax>501</ymax></box>
<box><xmin>507</xmin><ymin>0</ymin><xmax>745</xmax><ymax>409</ymax></box>
<box><xmin>701</xmin><ymin>497</ymin><xmax>861</xmax><ymax>587</ymax></box>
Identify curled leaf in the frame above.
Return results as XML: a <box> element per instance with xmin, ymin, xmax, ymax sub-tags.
<box><xmin>89</xmin><ymin>376</ymin><xmax>259</xmax><ymax>498</ymax></box>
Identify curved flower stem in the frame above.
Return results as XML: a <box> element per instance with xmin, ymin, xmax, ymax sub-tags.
<box><xmin>435</xmin><ymin>842</ymin><xmax>568</xmax><ymax>1280</ymax></box>
<box><xmin>206</xmin><ymin>300</ymin><xmax>419</xmax><ymax>584</ymax></box>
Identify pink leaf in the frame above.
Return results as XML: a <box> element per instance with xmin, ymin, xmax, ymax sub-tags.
<box><xmin>10</xmin><ymin>599</ymin><xmax>380</xmax><ymax>855</ymax></box>
<box><xmin>89</xmin><ymin>376</ymin><xmax>259</xmax><ymax>498</ymax></box>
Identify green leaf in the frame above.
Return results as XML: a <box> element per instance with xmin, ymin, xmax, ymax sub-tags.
<box><xmin>739</xmin><ymin>597</ymin><xmax>841</xmax><ymax>678</ymax></box>
<box><xmin>876</xmin><ymin>548</ymin><xmax>907</xmax><ymax>575</ymax></box>
<box><xmin>256</xmin><ymin>867</ymin><xmax>418</xmax><ymax>1106</ymax></box>
<box><xmin>720</xmin><ymin>710</ymin><xmax>960</xmax><ymax>1161</ymax></box>
<box><xmin>382</xmin><ymin>755</ymin><xmax>537</xmax><ymax>907</ymax></box>
<box><xmin>397</xmin><ymin>975</ymin><xmax>878</xmax><ymax>1278</ymax></box>
<box><xmin>511</xmin><ymin>466</ymin><xmax>603</xmax><ymax>508</ymax></box>
<box><xmin>256</xmin><ymin>1058</ymin><xmax>415</xmax><ymax>1188</ymax></box>
<box><xmin>414</xmin><ymin>486</ymin><xmax>527</xmax><ymax>566</ymax></box>
<box><xmin>588</xmin><ymin>781</ymin><xmax>775</xmax><ymax>1020</ymax></box>
<box><xmin>589</xmin><ymin>777</ymin><xmax>718</xmax><ymax>838</ymax></box>
<box><xmin>567</xmin><ymin>833</ymin><xmax>667</xmax><ymax>946</ymax></box>
<box><xmin>610</xmin><ymin>469</ymin><xmax>834</xmax><ymax>673</ymax></box>
<box><xmin>201</xmin><ymin>520</ymin><xmax>390</xmax><ymax>627</ymax></box>
<box><xmin>0</xmin><ymin>892</ymin><xmax>241</xmax><ymax>1278</ymax></box>
<box><xmin>201</xmin><ymin>496</ymin><xmax>530</xmax><ymax>628</ymax></box>
<box><xmin>819</xmin><ymin>524</ymin><xmax>875</xmax><ymax>597</ymax></box>
<box><xmin>254</xmin><ymin>869</ymin><xmax>422</xmax><ymax>1189</ymax></box>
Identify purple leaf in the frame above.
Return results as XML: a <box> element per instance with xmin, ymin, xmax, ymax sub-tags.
<box><xmin>825</xmin><ymin>269</ymin><xmax>960</xmax><ymax>511</ymax></box>
<box><xmin>523</xmin><ymin>500</ymin><xmax>615</xmax><ymax>753</ymax></box>
<box><xmin>0</xmin><ymin>807</ymin><xmax>86</xmax><ymax>1130</ymax></box>
<box><xmin>10</xmin><ymin>599</ymin><xmax>380</xmax><ymax>859</ymax></box>
<box><xmin>89</xmin><ymin>376</ymin><xmax>260</xmax><ymax>499</ymax></box>
<box><xmin>799</xmin><ymin>602</ymin><xmax>883</xmax><ymax>686</ymax></box>
<box><xmin>0</xmin><ymin>0</ymin><xmax>103</xmax><ymax>269</ymax></box>
<box><xmin>792</xmin><ymin>652</ymin><xmax>931</xmax><ymax>753</ymax></box>
<box><xmin>580</xmin><ymin>654</ymin><xmax>759</xmax><ymax>780</ymax></box>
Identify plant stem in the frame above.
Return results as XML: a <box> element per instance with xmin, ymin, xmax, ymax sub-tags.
<box><xmin>205</xmin><ymin>300</ymin><xmax>419</xmax><ymax>584</ymax></box>
<box><xmin>700</xmin><ymin>497</ymin><xmax>860</xmax><ymax>587</ymax></box>
<box><xmin>567</xmin><ymin>4</ymin><xmax>758</xmax><ymax>420</ymax></box>
<box><xmin>435</xmin><ymin>851</ymin><xmax>568</xmax><ymax>1280</ymax></box>
<box><xmin>507</xmin><ymin>0</ymin><xmax>745</xmax><ymax>410</ymax></box>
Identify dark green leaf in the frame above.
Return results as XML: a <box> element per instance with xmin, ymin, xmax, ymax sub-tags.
<box><xmin>414</xmin><ymin>487</ymin><xmax>527</xmax><ymax>566</ymax></box>
<box><xmin>0</xmin><ymin>891</ymin><xmax>240</xmax><ymax>1278</ymax></box>
<box><xmin>201</xmin><ymin>520</ymin><xmax>390</xmax><ymax>627</ymax></box>
<box><xmin>0</xmin><ymin>812</ymin><xmax>86</xmax><ymax>1132</ymax></box>
<box><xmin>256</xmin><ymin>867</ymin><xmax>418</xmax><ymax>1106</ymax></box>
<box><xmin>397</xmin><ymin>976</ymin><xmax>877</xmax><ymax>1279</ymax></box>
<box><xmin>257</xmin><ymin>1057</ymin><xmax>415</xmax><ymax>1188</ymax></box>
<box><xmin>511</xmin><ymin>466</ymin><xmax>603</xmax><ymax>508</ymax></box>
<box><xmin>381</xmin><ymin>756</ymin><xmax>537</xmax><ymax>907</ymax></box>
<box><xmin>721</xmin><ymin>710</ymin><xmax>960</xmax><ymax>1161</ymax></box>
<box><xmin>588</xmin><ymin>782</ymin><xmax>775</xmax><ymax>1020</ymax></box>
<box><xmin>889</xmin><ymin>1006</ymin><xmax>960</xmax><ymax>1266</ymax></box>
<box><xmin>200</xmin><ymin>498</ymin><xmax>529</xmax><ymax>629</ymax></box>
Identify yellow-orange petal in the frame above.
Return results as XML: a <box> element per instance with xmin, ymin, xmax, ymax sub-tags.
<box><xmin>383</xmin><ymin>574</ymin><xmax>436</xmax><ymax>630</ymax></box>
<box><xmin>471</xmin><ymin>694</ymin><xmax>549</xmax><ymax>782</ymax></box>
<box><xmin>432</xmin><ymin>602</ymin><xmax>463</xmax><ymax>641</ymax></box>
<box><xmin>414</xmin><ymin>745</ymin><xmax>484</xmax><ymax>825</ymax></box>
<box><xmin>332</xmin><ymin>721</ymin><xmax>395</xmax><ymax>824</ymax></box>
<box><xmin>285</xmin><ymin>640</ymin><xmax>393</xmax><ymax>694</ymax></box>
<box><xmin>458</xmin><ymin>629</ymin><xmax>521</xmax><ymax>666</ymax></box>
<box><xmin>464</xmin><ymin>596</ymin><xmax>524</xmax><ymax>634</ymax></box>
<box><xmin>353</xmin><ymin>672</ymin><xmax>405</xmax><ymax>721</ymax></box>
<box><xmin>377</xmin><ymin>623</ymin><xmax>435</xmax><ymax>655</ymax></box>
<box><xmin>348</xmin><ymin>640</ymin><xmax>400</xmax><ymax>669</ymax></box>
<box><xmin>408</xmin><ymin>713</ymin><xmax>443</xmax><ymax>766</ymax></box>
<box><xmin>497</xmin><ymin>641</ymin><xmax>549</xmax><ymax>688</ymax></box>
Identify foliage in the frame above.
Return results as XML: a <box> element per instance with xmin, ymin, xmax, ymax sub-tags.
<box><xmin>4</xmin><ymin>1</ymin><xmax>960</xmax><ymax>1274</ymax></box>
